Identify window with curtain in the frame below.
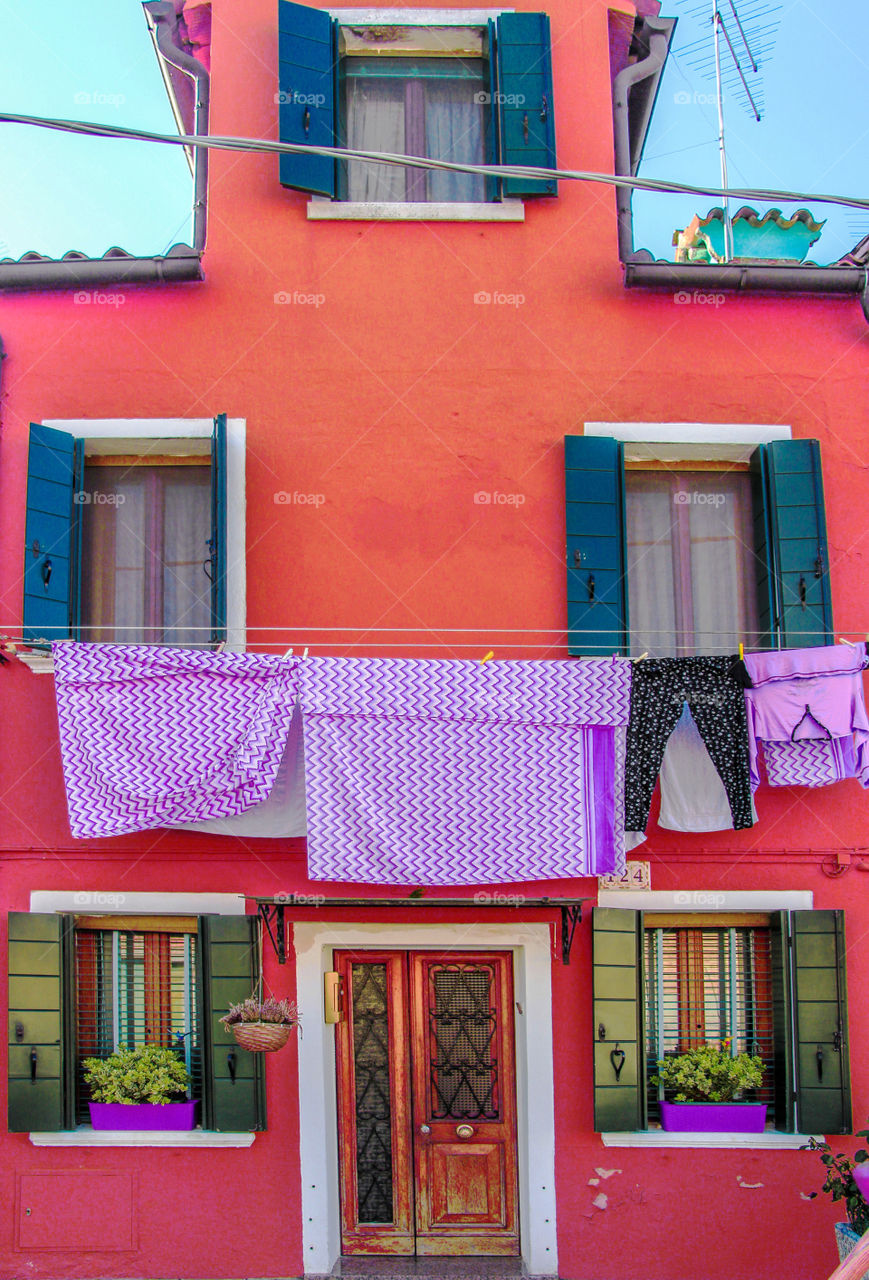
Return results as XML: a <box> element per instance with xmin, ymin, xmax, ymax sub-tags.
<box><xmin>643</xmin><ymin>922</ymin><xmax>774</xmax><ymax>1127</ymax></box>
<box><xmin>625</xmin><ymin>468</ymin><xmax>759</xmax><ymax>657</ymax></box>
<box><xmin>74</xmin><ymin>924</ymin><xmax>201</xmax><ymax>1123</ymax></box>
<box><xmin>80</xmin><ymin>461</ymin><xmax>211</xmax><ymax>645</ymax></box>
<box><xmin>340</xmin><ymin>26</ymin><xmax>488</xmax><ymax>203</ymax></box>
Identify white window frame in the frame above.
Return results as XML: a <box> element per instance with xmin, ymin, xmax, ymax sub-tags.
<box><xmin>596</xmin><ymin>889</ymin><xmax>819</xmax><ymax>1148</ymax></box>
<box><xmin>20</xmin><ymin>418</ymin><xmax>246</xmax><ymax>671</ymax></box>
<box><xmin>308</xmin><ymin>7</ymin><xmax>525</xmax><ymax>222</ymax></box>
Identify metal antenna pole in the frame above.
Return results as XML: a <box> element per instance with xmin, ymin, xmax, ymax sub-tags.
<box><xmin>713</xmin><ymin>0</ymin><xmax>734</xmax><ymax>261</ymax></box>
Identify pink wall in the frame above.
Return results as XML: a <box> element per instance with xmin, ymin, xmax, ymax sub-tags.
<box><xmin>0</xmin><ymin>0</ymin><xmax>868</xmax><ymax>1276</ymax></box>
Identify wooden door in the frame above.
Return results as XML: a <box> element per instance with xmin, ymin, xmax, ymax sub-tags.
<box><xmin>335</xmin><ymin>950</ymin><xmax>519</xmax><ymax>1257</ymax></box>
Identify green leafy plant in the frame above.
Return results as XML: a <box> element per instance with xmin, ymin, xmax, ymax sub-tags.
<box><xmin>221</xmin><ymin>995</ymin><xmax>300</xmax><ymax>1028</ymax></box>
<box><xmin>654</xmin><ymin>1043</ymin><xmax>765</xmax><ymax>1102</ymax></box>
<box><xmin>83</xmin><ymin>1045</ymin><xmax>190</xmax><ymax>1105</ymax></box>
<box><xmin>804</xmin><ymin>1132</ymin><xmax>869</xmax><ymax>1236</ymax></box>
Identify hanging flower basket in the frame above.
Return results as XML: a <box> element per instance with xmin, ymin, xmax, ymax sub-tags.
<box><xmin>221</xmin><ymin>996</ymin><xmax>300</xmax><ymax>1054</ymax></box>
<box><xmin>229</xmin><ymin>1021</ymin><xmax>294</xmax><ymax>1053</ymax></box>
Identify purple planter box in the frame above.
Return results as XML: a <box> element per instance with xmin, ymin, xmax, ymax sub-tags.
<box><xmin>88</xmin><ymin>1100</ymin><xmax>197</xmax><ymax>1131</ymax></box>
<box><xmin>660</xmin><ymin>1101</ymin><xmax>767</xmax><ymax>1133</ymax></box>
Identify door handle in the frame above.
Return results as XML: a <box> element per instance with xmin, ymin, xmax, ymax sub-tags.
<box><xmin>419</xmin><ymin>1124</ymin><xmax>431</xmax><ymax>1135</ymax></box>
<box><xmin>456</xmin><ymin>1124</ymin><xmax>474</xmax><ymax>1139</ymax></box>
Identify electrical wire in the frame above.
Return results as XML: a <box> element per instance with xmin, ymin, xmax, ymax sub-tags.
<box><xmin>2</xmin><ymin>111</ymin><xmax>869</xmax><ymax>212</ymax></box>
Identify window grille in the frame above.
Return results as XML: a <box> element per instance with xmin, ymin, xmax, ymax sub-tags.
<box><xmin>74</xmin><ymin>929</ymin><xmax>201</xmax><ymax>1122</ymax></box>
<box><xmin>644</xmin><ymin>926</ymin><xmax>774</xmax><ymax>1124</ymax></box>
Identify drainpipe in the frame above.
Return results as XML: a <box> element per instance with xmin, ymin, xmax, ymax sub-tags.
<box><xmin>143</xmin><ymin>1</ymin><xmax>210</xmax><ymax>253</ymax></box>
<box><xmin>612</xmin><ymin>15</ymin><xmax>676</xmax><ymax>263</ymax></box>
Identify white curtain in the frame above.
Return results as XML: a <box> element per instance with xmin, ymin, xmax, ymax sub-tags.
<box><xmin>80</xmin><ymin>466</ymin><xmax>210</xmax><ymax>645</ymax></box>
<box><xmin>626</xmin><ymin>471</ymin><xmax>758</xmax><ymax>656</ymax></box>
<box><xmin>345</xmin><ymin>79</ymin><xmax>406</xmax><ymax>202</ymax></box>
<box><xmin>162</xmin><ymin>470</ymin><xmax>211</xmax><ymax>645</ymax></box>
<box><xmin>425</xmin><ymin>80</ymin><xmax>485</xmax><ymax>203</ymax></box>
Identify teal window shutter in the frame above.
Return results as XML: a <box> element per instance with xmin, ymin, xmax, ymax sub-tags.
<box><xmin>278</xmin><ymin>0</ymin><xmax>337</xmax><ymax>197</ymax></box>
<box><xmin>495</xmin><ymin>13</ymin><xmax>557</xmax><ymax>197</ymax></box>
<box><xmin>199</xmin><ymin>916</ymin><xmax>266</xmax><ymax>1132</ymax></box>
<box><xmin>751</xmin><ymin>440</ymin><xmax>833</xmax><ymax>649</ymax></box>
<box><xmin>8</xmin><ymin>913</ymin><xmax>71</xmax><ymax>1133</ymax></box>
<box><xmin>23</xmin><ymin>423</ymin><xmax>83</xmax><ymax>643</ymax></box>
<box><xmin>565</xmin><ymin>435</ymin><xmax>628</xmax><ymax>656</ymax></box>
<box><xmin>791</xmin><ymin>910</ymin><xmax>851</xmax><ymax>1135</ymax></box>
<box><xmin>592</xmin><ymin>907</ymin><xmax>644</xmax><ymax>1132</ymax></box>
<box><xmin>209</xmin><ymin>414</ymin><xmax>228</xmax><ymax>644</ymax></box>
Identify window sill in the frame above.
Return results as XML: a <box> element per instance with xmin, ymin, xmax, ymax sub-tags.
<box><xmin>601</xmin><ymin>1130</ymin><xmax>816</xmax><ymax>1149</ymax></box>
<box><xmin>29</xmin><ymin>1129</ymin><xmax>256</xmax><ymax>1147</ymax></box>
<box><xmin>307</xmin><ymin>199</ymin><xmax>525</xmax><ymax>222</ymax></box>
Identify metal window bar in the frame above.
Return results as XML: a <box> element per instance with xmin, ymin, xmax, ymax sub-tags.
<box><xmin>644</xmin><ymin>926</ymin><xmax>775</xmax><ymax>1126</ymax></box>
<box><xmin>74</xmin><ymin>930</ymin><xmax>201</xmax><ymax>1123</ymax></box>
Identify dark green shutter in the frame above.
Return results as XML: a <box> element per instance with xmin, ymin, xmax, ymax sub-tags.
<box><xmin>209</xmin><ymin>414</ymin><xmax>228</xmax><ymax>644</ymax></box>
<box><xmin>200</xmin><ymin>916</ymin><xmax>266</xmax><ymax>1132</ymax></box>
<box><xmin>750</xmin><ymin>440</ymin><xmax>833</xmax><ymax>649</ymax></box>
<box><xmin>592</xmin><ymin>907</ymin><xmax>644</xmax><ymax>1132</ymax></box>
<box><xmin>8</xmin><ymin>913</ymin><xmax>71</xmax><ymax>1132</ymax></box>
<box><xmin>23</xmin><ymin>424</ymin><xmax>83</xmax><ymax>643</ymax></box>
<box><xmin>792</xmin><ymin>909</ymin><xmax>851</xmax><ymax>1134</ymax></box>
<box><xmin>495</xmin><ymin>13</ymin><xmax>557</xmax><ymax>196</ymax></box>
<box><xmin>565</xmin><ymin>436</ymin><xmax>628</xmax><ymax>656</ymax></box>
<box><xmin>768</xmin><ymin>911</ymin><xmax>795</xmax><ymax>1132</ymax></box>
<box><xmin>278</xmin><ymin>0</ymin><xmax>337</xmax><ymax>197</ymax></box>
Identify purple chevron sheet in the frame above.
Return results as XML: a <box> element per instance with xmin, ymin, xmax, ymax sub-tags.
<box><xmin>299</xmin><ymin>657</ymin><xmax>631</xmax><ymax>885</ymax></box>
<box><xmin>52</xmin><ymin>643</ymin><xmax>300</xmax><ymax>838</ymax></box>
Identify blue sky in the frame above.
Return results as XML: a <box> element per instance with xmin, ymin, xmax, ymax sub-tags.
<box><xmin>0</xmin><ymin>0</ymin><xmax>192</xmax><ymax>260</ymax></box>
<box><xmin>0</xmin><ymin>0</ymin><xmax>864</xmax><ymax>263</ymax></box>
<box><xmin>634</xmin><ymin>0</ymin><xmax>869</xmax><ymax>264</ymax></box>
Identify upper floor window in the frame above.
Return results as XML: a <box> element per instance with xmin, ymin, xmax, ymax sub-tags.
<box><xmin>625</xmin><ymin>468</ymin><xmax>759</xmax><ymax>657</ymax></box>
<box><xmin>564</xmin><ymin>433</ymin><xmax>833</xmax><ymax>657</ymax></box>
<box><xmin>340</xmin><ymin>25</ymin><xmax>487</xmax><ymax>203</ymax></box>
<box><xmin>22</xmin><ymin>417</ymin><xmax>230</xmax><ymax>648</ymax></box>
<box><xmin>80</xmin><ymin>456</ymin><xmax>212</xmax><ymax>645</ymax></box>
<box><xmin>277</xmin><ymin>3</ymin><xmax>557</xmax><ymax>207</ymax></box>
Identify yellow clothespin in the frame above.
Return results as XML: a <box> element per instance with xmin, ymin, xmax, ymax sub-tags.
<box><xmin>738</xmin><ymin>642</ymin><xmax>744</xmax><ymax>660</ymax></box>
<box><xmin>480</xmin><ymin>651</ymin><xmax>495</xmax><ymax>664</ymax></box>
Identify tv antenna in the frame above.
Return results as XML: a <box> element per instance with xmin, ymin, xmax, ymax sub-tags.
<box><xmin>712</xmin><ymin>1</ymin><xmax>763</xmax><ymax>259</ymax></box>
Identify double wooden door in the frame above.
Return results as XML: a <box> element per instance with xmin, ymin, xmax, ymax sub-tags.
<box><xmin>335</xmin><ymin>950</ymin><xmax>519</xmax><ymax>1257</ymax></box>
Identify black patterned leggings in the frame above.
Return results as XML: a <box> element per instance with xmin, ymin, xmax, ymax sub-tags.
<box><xmin>625</xmin><ymin>656</ymin><xmax>753</xmax><ymax>832</ymax></box>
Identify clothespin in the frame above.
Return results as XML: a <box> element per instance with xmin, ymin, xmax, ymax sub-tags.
<box><xmin>302</xmin><ymin>648</ymin><xmax>309</xmax><ymax>659</ymax></box>
<box><xmin>738</xmin><ymin>642</ymin><xmax>744</xmax><ymax>660</ymax></box>
<box><xmin>214</xmin><ymin>640</ymin><xmax>227</xmax><ymax>654</ymax></box>
<box><xmin>282</xmin><ymin>648</ymin><xmax>294</xmax><ymax>659</ymax></box>
<box><xmin>480</xmin><ymin>651</ymin><xmax>495</xmax><ymax>665</ymax></box>
<box><xmin>838</xmin><ymin>636</ymin><xmax>858</xmax><ymax>647</ymax></box>
<box><xmin>634</xmin><ymin>652</ymin><xmax>648</xmax><ymax>662</ymax></box>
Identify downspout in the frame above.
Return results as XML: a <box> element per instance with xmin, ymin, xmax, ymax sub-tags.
<box><xmin>612</xmin><ymin>15</ymin><xmax>675</xmax><ymax>263</ymax></box>
<box><xmin>143</xmin><ymin>2</ymin><xmax>210</xmax><ymax>253</ymax></box>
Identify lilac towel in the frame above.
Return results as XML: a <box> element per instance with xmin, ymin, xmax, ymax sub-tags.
<box><xmin>743</xmin><ymin>644</ymin><xmax>869</xmax><ymax>788</ymax></box>
<box><xmin>300</xmin><ymin>657</ymin><xmax>631</xmax><ymax>885</ymax></box>
<box><xmin>52</xmin><ymin>643</ymin><xmax>299</xmax><ymax>838</ymax></box>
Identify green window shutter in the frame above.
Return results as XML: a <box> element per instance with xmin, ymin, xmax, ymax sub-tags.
<box><xmin>199</xmin><ymin>916</ymin><xmax>266</xmax><ymax>1132</ymax></box>
<box><xmin>592</xmin><ymin>907</ymin><xmax>644</xmax><ymax>1132</ymax></box>
<box><xmin>209</xmin><ymin>414</ymin><xmax>228</xmax><ymax>644</ymax></box>
<box><xmin>495</xmin><ymin>13</ymin><xmax>557</xmax><ymax>197</ymax></box>
<box><xmin>23</xmin><ymin>424</ymin><xmax>83</xmax><ymax>643</ymax></box>
<box><xmin>792</xmin><ymin>909</ymin><xmax>851</xmax><ymax>1135</ymax></box>
<box><xmin>278</xmin><ymin>0</ymin><xmax>337</xmax><ymax>197</ymax></box>
<box><xmin>751</xmin><ymin>440</ymin><xmax>833</xmax><ymax>649</ymax></box>
<box><xmin>8</xmin><ymin>913</ymin><xmax>71</xmax><ymax>1133</ymax></box>
<box><xmin>768</xmin><ymin>911</ymin><xmax>795</xmax><ymax>1132</ymax></box>
<box><xmin>565</xmin><ymin>436</ymin><xmax>628</xmax><ymax>656</ymax></box>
